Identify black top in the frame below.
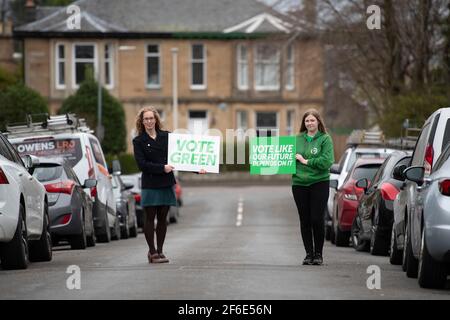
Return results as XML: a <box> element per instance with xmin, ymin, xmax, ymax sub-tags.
<box><xmin>132</xmin><ymin>130</ymin><xmax>176</xmax><ymax>189</ymax></box>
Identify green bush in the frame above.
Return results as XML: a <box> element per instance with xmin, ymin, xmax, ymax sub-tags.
<box><xmin>379</xmin><ymin>88</ymin><xmax>448</xmax><ymax>137</ymax></box>
<box><xmin>59</xmin><ymin>78</ymin><xmax>126</xmax><ymax>155</ymax></box>
<box><xmin>0</xmin><ymin>83</ymin><xmax>49</xmax><ymax>131</ymax></box>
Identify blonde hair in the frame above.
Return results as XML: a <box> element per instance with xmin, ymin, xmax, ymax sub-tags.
<box><xmin>300</xmin><ymin>108</ymin><xmax>328</xmax><ymax>134</ymax></box>
<box><xmin>135</xmin><ymin>106</ymin><xmax>162</xmax><ymax>135</ymax></box>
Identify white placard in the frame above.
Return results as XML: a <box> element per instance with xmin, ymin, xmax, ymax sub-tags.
<box><xmin>168</xmin><ymin>133</ymin><xmax>221</xmax><ymax>173</ymax></box>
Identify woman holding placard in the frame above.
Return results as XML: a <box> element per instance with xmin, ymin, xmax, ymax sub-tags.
<box><xmin>133</xmin><ymin>106</ymin><xmax>177</xmax><ymax>264</ymax></box>
<box><xmin>292</xmin><ymin>109</ymin><xmax>334</xmax><ymax>266</ymax></box>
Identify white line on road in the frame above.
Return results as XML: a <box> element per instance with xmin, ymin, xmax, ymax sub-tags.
<box><xmin>236</xmin><ymin>196</ymin><xmax>244</xmax><ymax>227</ymax></box>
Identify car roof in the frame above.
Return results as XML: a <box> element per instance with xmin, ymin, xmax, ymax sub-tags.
<box><xmin>353</xmin><ymin>147</ymin><xmax>397</xmax><ymax>153</ymax></box>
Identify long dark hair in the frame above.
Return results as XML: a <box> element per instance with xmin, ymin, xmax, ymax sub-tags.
<box><xmin>135</xmin><ymin>106</ymin><xmax>162</xmax><ymax>135</ymax></box>
<box><xmin>299</xmin><ymin>108</ymin><xmax>328</xmax><ymax>134</ymax></box>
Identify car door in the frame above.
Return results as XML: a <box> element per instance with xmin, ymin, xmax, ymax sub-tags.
<box><xmin>1</xmin><ymin>135</ymin><xmax>44</xmax><ymax>237</ymax></box>
<box><xmin>408</xmin><ymin>121</ymin><xmax>432</xmax><ymax>256</ymax></box>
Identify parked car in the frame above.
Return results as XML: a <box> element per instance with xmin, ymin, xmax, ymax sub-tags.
<box><xmin>111</xmin><ymin>171</ymin><xmax>138</xmax><ymax>239</ymax></box>
<box><xmin>326</xmin><ymin>146</ymin><xmax>397</xmax><ymax>240</ymax></box>
<box><xmin>122</xmin><ymin>172</ymin><xmax>183</xmax><ymax>225</ymax></box>
<box><xmin>401</xmin><ymin>107</ymin><xmax>450</xmax><ymax>279</ymax></box>
<box><xmin>6</xmin><ymin>114</ymin><xmax>117</xmax><ymax>243</ymax></box>
<box><xmin>32</xmin><ymin>157</ymin><xmax>97</xmax><ymax>249</ymax></box>
<box><xmin>121</xmin><ymin>173</ymin><xmax>143</xmax><ymax>229</ymax></box>
<box><xmin>0</xmin><ymin>132</ymin><xmax>52</xmax><ymax>270</ymax></box>
<box><xmin>331</xmin><ymin>157</ymin><xmax>386</xmax><ymax>246</ymax></box>
<box><xmin>402</xmin><ymin>143</ymin><xmax>450</xmax><ymax>288</ymax></box>
<box><xmin>351</xmin><ymin>152</ymin><xmax>412</xmax><ymax>255</ymax></box>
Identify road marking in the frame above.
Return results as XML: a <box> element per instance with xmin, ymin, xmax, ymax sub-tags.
<box><xmin>236</xmin><ymin>196</ymin><xmax>244</xmax><ymax>227</ymax></box>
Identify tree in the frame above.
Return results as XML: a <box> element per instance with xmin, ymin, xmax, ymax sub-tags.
<box><xmin>58</xmin><ymin>78</ymin><xmax>127</xmax><ymax>155</ymax></box>
<box><xmin>0</xmin><ymin>83</ymin><xmax>49</xmax><ymax>131</ymax></box>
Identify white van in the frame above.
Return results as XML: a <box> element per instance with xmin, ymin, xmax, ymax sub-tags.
<box><xmin>5</xmin><ymin>115</ymin><xmax>118</xmax><ymax>243</ymax></box>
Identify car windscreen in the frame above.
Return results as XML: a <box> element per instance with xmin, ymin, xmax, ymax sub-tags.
<box><xmin>442</xmin><ymin>118</ymin><xmax>450</xmax><ymax>152</ymax></box>
<box><xmin>352</xmin><ymin>164</ymin><xmax>382</xmax><ymax>181</ymax></box>
<box><xmin>33</xmin><ymin>165</ymin><xmax>63</xmax><ymax>182</ymax></box>
<box><xmin>12</xmin><ymin>137</ymin><xmax>82</xmax><ymax>168</ymax></box>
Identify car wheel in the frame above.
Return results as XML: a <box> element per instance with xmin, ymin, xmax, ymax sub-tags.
<box><xmin>404</xmin><ymin>223</ymin><xmax>419</xmax><ymax>278</ymax></box>
<box><xmin>69</xmin><ymin>209</ymin><xmax>87</xmax><ymax>250</ymax></box>
<box><xmin>390</xmin><ymin>227</ymin><xmax>403</xmax><ymax>265</ymax></box>
<box><xmin>29</xmin><ymin>202</ymin><xmax>53</xmax><ymax>262</ymax></box>
<box><xmin>129</xmin><ymin>217</ymin><xmax>138</xmax><ymax>238</ymax></box>
<box><xmin>330</xmin><ymin>211</ymin><xmax>336</xmax><ymax>245</ymax></box>
<box><xmin>418</xmin><ymin>228</ymin><xmax>447</xmax><ymax>289</ymax></box>
<box><xmin>96</xmin><ymin>206</ymin><xmax>111</xmax><ymax>243</ymax></box>
<box><xmin>351</xmin><ymin>216</ymin><xmax>369</xmax><ymax>252</ymax></box>
<box><xmin>169</xmin><ymin>206</ymin><xmax>178</xmax><ymax>224</ymax></box>
<box><xmin>335</xmin><ymin>227</ymin><xmax>350</xmax><ymax>247</ymax></box>
<box><xmin>369</xmin><ymin>215</ymin><xmax>389</xmax><ymax>256</ymax></box>
<box><xmin>111</xmin><ymin>216</ymin><xmax>121</xmax><ymax>241</ymax></box>
<box><xmin>0</xmin><ymin>203</ymin><xmax>29</xmax><ymax>270</ymax></box>
<box><xmin>121</xmin><ymin>213</ymin><xmax>130</xmax><ymax>239</ymax></box>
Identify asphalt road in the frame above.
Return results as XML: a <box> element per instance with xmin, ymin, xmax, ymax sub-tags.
<box><xmin>0</xmin><ymin>185</ymin><xmax>449</xmax><ymax>300</ymax></box>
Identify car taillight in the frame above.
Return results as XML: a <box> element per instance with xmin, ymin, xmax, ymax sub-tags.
<box><xmin>91</xmin><ymin>186</ymin><xmax>97</xmax><ymax>198</ymax></box>
<box><xmin>0</xmin><ymin>167</ymin><xmax>8</xmax><ymax>184</ymax></box>
<box><xmin>59</xmin><ymin>213</ymin><xmax>72</xmax><ymax>225</ymax></box>
<box><xmin>380</xmin><ymin>182</ymin><xmax>399</xmax><ymax>201</ymax></box>
<box><xmin>343</xmin><ymin>185</ymin><xmax>357</xmax><ymax>201</ymax></box>
<box><xmin>425</xmin><ymin>144</ymin><xmax>434</xmax><ymax>173</ymax></box>
<box><xmin>133</xmin><ymin>193</ymin><xmax>141</xmax><ymax>203</ymax></box>
<box><xmin>45</xmin><ymin>181</ymin><xmax>75</xmax><ymax>195</ymax></box>
<box><xmin>439</xmin><ymin>179</ymin><xmax>450</xmax><ymax>196</ymax></box>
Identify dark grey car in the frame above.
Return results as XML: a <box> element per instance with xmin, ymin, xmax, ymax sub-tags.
<box><xmin>111</xmin><ymin>174</ymin><xmax>138</xmax><ymax>239</ymax></box>
<box><xmin>32</xmin><ymin>158</ymin><xmax>97</xmax><ymax>249</ymax></box>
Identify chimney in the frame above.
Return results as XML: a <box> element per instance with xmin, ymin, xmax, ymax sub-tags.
<box><xmin>25</xmin><ymin>0</ymin><xmax>36</xmax><ymax>23</ymax></box>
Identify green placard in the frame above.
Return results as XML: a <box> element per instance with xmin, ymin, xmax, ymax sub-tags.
<box><xmin>250</xmin><ymin>136</ymin><xmax>296</xmax><ymax>175</ymax></box>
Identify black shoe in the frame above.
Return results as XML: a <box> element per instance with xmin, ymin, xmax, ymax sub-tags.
<box><xmin>302</xmin><ymin>253</ymin><xmax>314</xmax><ymax>265</ymax></box>
<box><xmin>312</xmin><ymin>253</ymin><xmax>323</xmax><ymax>265</ymax></box>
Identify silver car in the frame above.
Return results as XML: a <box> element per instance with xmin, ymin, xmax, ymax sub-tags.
<box><xmin>403</xmin><ymin>143</ymin><xmax>450</xmax><ymax>289</ymax></box>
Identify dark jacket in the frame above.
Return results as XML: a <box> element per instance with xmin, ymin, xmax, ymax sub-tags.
<box><xmin>133</xmin><ymin>130</ymin><xmax>176</xmax><ymax>189</ymax></box>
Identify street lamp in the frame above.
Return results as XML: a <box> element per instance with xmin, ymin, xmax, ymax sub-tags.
<box><xmin>171</xmin><ymin>47</ymin><xmax>179</xmax><ymax>131</ymax></box>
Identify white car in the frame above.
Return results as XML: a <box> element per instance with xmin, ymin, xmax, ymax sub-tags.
<box><xmin>6</xmin><ymin>115</ymin><xmax>117</xmax><ymax>243</ymax></box>
<box><xmin>0</xmin><ymin>132</ymin><xmax>52</xmax><ymax>270</ymax></box>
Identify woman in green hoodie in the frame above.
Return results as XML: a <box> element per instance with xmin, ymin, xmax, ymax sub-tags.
<box><xmin>292</xmin><ymin>109</ymin><xmax>334</xmax><ymax>266</ymax></box>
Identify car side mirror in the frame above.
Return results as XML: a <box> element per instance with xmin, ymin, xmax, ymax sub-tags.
<box><xmin>356</xmin><ymin>178</ymin><xmax>369</xmax><ymax>193</ymax></box>
<box><xmin>393</xmin><ymin>164</ymin><xmax>407</xmax><ymax>181</ymax></box>
<box><xmin>83</xmin><ymin>179</ymin><xmax>97</xmax><ymax>189</ymax></box>
<box><xmin>404</xmin><ymin>166</ymin><xmax>425</xmax><ymax>186</ymax></box>
<box><xmin>329</xmin><ymin>179</ymin><xmax>338</xmax><ymax>189</ymax></box>
<box><xmin>21</xmin><ymin>155</ymin><xmax>40</xmax><ymax>174</ymax></box>
<box><xmin>330</xmin><ymin>163</ymin><xmax>341</xmax><ymax>175</ymax></box>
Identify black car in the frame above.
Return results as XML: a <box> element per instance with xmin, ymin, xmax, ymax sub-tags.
<box><xmin>351</xmin><ymin>151</ymin><xmax>412</xmax><ymax>256</ymax></box>
<box><xmin>32</xmin><ymin>157</ymin><xmax>97</xmax><ymax>249</ymax></box>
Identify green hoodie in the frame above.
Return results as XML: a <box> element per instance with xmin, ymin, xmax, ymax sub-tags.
<box><xmin>292</xmin><ymin>131</ymin><xmax>334</xmax><ymax>186</ymax></box>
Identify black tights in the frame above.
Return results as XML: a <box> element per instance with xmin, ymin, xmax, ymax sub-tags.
<box><xmin>144</xmin><ymin>206</ymin><xmax>170</xmax><ymax>255</ymax></box>
<box><xmin>292</xmin><ymin>181</ymin><xmax>329</xmax><ymax>256</ymax></box>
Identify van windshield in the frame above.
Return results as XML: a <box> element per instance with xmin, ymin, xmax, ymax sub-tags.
<box><xmin>12</xmin><ymin>137</ymin><xmax>83</xmax><ymax>168</ymax></box>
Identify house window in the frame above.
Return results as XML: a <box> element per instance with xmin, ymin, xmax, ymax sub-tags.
<box><xmin>104</xmin><ymin>44</ymin><xmax>114</xmax><ymax>88</ymax></box>
<box><xmin>286</xmin><ymin>45</ymin><xmax>295</xmax><ymax>90</ymax></box>
<box><xmin>236</xmin><ymin>110</ymin><xmax>248</xmax><ymax>130</ymax></box>
<box><xmin>73</xmin><ymin>44</ymin><xmax>96</xmax><ymax>87</ymax></box>
<box><xmin>146</xmin><ymin>44</ymin><xmax>160</xmax><ymax>88</ymax></box>
<box><xmin>254</xmin><ymin>44</ymin><xmax>280</xmax><ymax>91</ymax></box>
<box><xmin>55</xmin><ymin>43</ymin><xmax>66</xmax><ymax>89</ymax></box>
<box><xmin>191</xmin><ymin>44</ymin><xmax>206</xmax><ymax>89</ymax></box>
<box><xmin>157</xmin><ymin>109</ymin><xmax>165</xmax><ymax>121</ymax></box>
<box><xmin>237</xmin><ymin>44</ymin><xmax>248</xmax><ymax>90</ymax></box>
<box><xmin>256</xmin><ymin>111</ymin><xmax>279</xmax><ymax>137</ymax></box>
<box><xmin>286</xmin><ymin>110</ymin><xmax>295</xmax><ymax>135</ymax></box>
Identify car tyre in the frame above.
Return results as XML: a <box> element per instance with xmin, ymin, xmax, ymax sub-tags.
<box><xmin>29</xmin><ymin>203</ymin><xmax>52</xmax><ymax>262</ymax></box>
<box><xmin>351</xmin><ymin>216</ymin><xmax>369</xmax><ymax>252</ymax></box>
<box><xmin>121</xmin><ymin>213</ymin><xmax>130</xmax><ymax>239</ymax></box>
<box><xmin>111</xmin><ymin>215</ymin><xmax>121</xmax><ymax>241</ymax></box>
<box><xmin>70</xmin><ymin>209</ymin><xmax>87</xmax><ymax>250</ymax></box>
<box><xmin>0</xmin><ymin>203</ymin><xmax>29</xmax><ymax>270</ymax></box>
<box><xmin>389</xmin><ymin>227</ymin><xmax>403</xmax><ymax>265</ymax></box>
<box><xmin>404</xmin><ymin>223</ymin><xmax>419</xmax><ymax>278</ymax></box>
<box><xmin>96</xmin><ymin>206</ymin><xmax>111</xmax><ymax>243</ymax></box>
<box><xmin>418</xmin><ymin>229</ymin><xmax>447</xmax><ymax>289</ymax></box>
<box><xmin>129</xmin><ymin>218</ymin><xmax>138</xmax><ymax>238</ymax></box>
